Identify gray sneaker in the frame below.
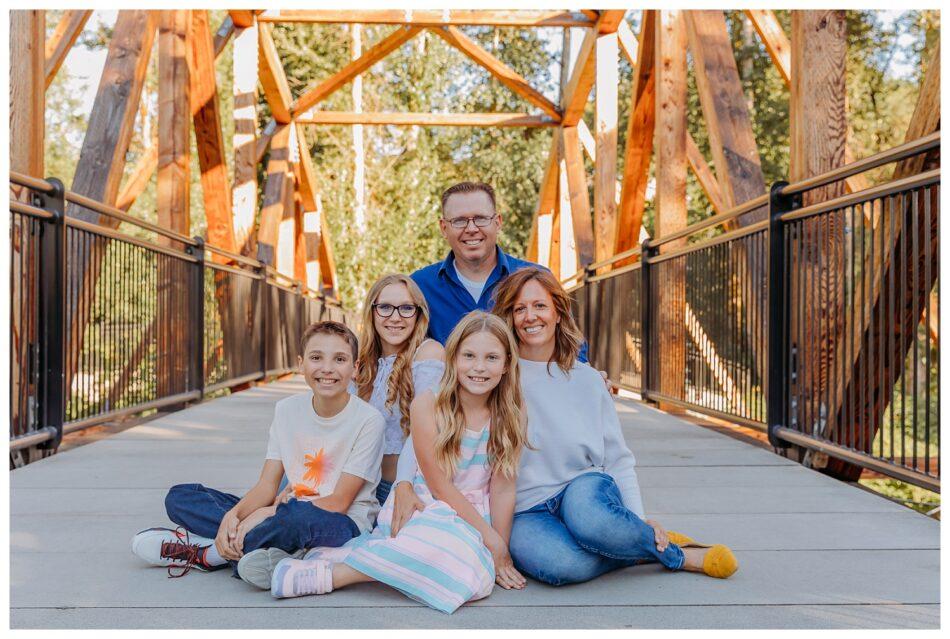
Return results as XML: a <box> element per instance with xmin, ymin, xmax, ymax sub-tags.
<box><xmin>237</xmin><ymin>548</ymin><xmax>306</xmax><ymax>589</ymax></box>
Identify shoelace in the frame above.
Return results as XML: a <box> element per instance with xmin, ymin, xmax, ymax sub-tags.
<box><xmin>160</xmin><ymin>527</ymin><xmax>204</xmax><ymax>579</ymax></box>
<box><xmin>292</xmin><ymin>563</ymin><xmax>329</xmax><ymax>595</ymax></box>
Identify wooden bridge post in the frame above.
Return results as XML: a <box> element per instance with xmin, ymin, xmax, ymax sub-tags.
<box><xmin>653</xmin><ymin>10</ymin><xmax>688</xmax><ymax>406</ymax></box>
<box><xmin>789</xmin><ymin>10</ymin><xmax>847</xmax><ymax>468</ymax></box>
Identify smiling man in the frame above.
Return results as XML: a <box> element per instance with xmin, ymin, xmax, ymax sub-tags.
<box><xmin>411</xmin><ymin>181</ymin><xmax>588</xmax><ymax>363</ymax></box>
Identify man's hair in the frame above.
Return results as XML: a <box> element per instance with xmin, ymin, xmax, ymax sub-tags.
<box><xmin>299</xmin><ymin>321</ymin><xmax>359</xmax><ymax>361</ymax></box>
<box><xmin>440</xmin><ymin>181</ymin><xmax>496</xmax><ymax>214</ymax></box>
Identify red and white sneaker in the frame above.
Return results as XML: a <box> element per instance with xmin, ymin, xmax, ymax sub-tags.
<box><xmin>131</xmin><ymin>527</ymin><xmax>217</xmax><ymax>578</ymax></box>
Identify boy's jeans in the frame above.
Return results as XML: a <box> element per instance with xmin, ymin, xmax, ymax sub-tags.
<box><xmin>509</xmin><ymin>472</ymin><xmax>685</xmax><ymax>586</ymax></box>
<box><xmin>164</xmin><ymin>483</ymin><xmax>359</xmax><ymax>575</ymax></box>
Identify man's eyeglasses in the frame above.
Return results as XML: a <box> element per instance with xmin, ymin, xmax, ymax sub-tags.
<box><xmin>443</xmin><ymin>214</ymin><xmax>497</xmax><ymax>230</ymax></box>
<box><xmin>373</xmin><ymin>303</ymin><xmax>420</xmax><ymax>319</ymax></box>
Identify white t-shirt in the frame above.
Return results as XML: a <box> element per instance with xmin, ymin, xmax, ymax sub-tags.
<box><xmin>265</xmin><ymin>392</ymin><xmax>385</xmax><ymax>532</ymax></box>
<box><xmin>454</xmin><ymin>262</ymin><xmax>487</xmax><ymax>302</ymax></box>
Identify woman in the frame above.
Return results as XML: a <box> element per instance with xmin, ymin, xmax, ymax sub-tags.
<box><xmin>393</xmin><ymin>267</ymin><xmax>737</xmax><ymax>585</ymax></box>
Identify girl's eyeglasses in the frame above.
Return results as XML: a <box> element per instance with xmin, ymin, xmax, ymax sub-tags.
<box><xmin>373</xmin><ymin>303</ymin><xmax>419</xmax><ymax>319</ymax></box>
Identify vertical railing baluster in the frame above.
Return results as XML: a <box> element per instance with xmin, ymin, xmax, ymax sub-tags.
<box><xmin>640</xmin><ymin>239</ymin><xmax>654</xmax><ymax>403</ymax></box>
<box><xmin>189</xmin><ymin>237</ymin><xmax>206</xmax><ymax>398</ymax></box>
<box><xmin>767</xmin><ymin>181</ymin><xmax>797</xmax><ymax>448</ymax></box>
<box><xmin>35</xmin><ymin>178</ymin><xmax>66</xmax><ymax>450</ymax></box>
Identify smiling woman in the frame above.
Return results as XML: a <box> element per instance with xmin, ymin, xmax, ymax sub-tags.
<box><xmin>490</xmin><ymin>268</ymin><xmax>739</xmax><ymax>585</ymax></box>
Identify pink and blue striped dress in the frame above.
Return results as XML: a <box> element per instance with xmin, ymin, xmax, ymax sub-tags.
<box><xmin>308</xmin><ymin>423</ymin><xmax>495</xmax><ymax>614</ymax></box>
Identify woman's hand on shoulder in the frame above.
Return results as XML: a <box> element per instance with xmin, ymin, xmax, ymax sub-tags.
<box><xmin>414</xmin><ymin>339</ymin><xmax>445</xmax><ymax>362</ymax></box>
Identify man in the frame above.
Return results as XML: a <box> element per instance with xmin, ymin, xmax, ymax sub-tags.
<box><xmin>411</xmin><ymin>181</ymin><xmax>589</xmax><ymax>362</ymax></box>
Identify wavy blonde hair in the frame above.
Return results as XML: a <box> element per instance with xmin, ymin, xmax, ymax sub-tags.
<box><xmin>492</xmin><ymin>267</ymin><xmax>583</xmax><ymax>375</ymax></box>
<box><xmin>356</xmin><ymin>274</ymin><xmax>431</xmax><ymax>436</ymax></box>
<box><xmin>434</xmin><ymin>311</ymin><xmax>526</xmax><ymax>479</ymax></box>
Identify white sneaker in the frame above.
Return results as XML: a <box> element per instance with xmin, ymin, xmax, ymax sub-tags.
<box><xmin>271</xmin><ymin>558</ymin><xmax>334</xmax><ymax>598</ymax></box>
<box><xmin>131</xmin><ymin>527</ymin><xmax>216</xmax><ymax>577</ymax></box>
<box><xmin>237</xmin><ymin>547</ymin><xmax>305</xmax><ymax>589</ymax></box>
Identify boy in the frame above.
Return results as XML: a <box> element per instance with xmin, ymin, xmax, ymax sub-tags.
<box><xmin>131</xmin><ymin>321</ymin><xmax>385</xmax><ymax>577</ymax></box>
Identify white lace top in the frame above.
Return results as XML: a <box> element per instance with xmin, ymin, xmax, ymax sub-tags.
<box><xmin>367</xmin><ymin>353</ymin><xmax>445</xmax><ymax>455</ymax></box>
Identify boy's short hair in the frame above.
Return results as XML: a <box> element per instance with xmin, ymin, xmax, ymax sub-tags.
<box><xmin>440</xmin><ymin>181</ymin><xmax>496</xmax><ymax>213</ymax></box>
<box><xmin>299</xmin><ymin>321</ymin><xmax>359</xmax><ymax>361</ymax></box>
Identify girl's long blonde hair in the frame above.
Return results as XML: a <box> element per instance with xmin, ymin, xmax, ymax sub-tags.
<box><xmin>434</xmin><ymin>311</ymin><xmax>527</xmax><ymax>479</ymax></box>
<box><xmin>356</xmin><ymin>274</ymin><xmax>431</xmax><ymax>436</ymax></box>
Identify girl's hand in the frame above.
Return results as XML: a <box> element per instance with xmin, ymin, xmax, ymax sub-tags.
<box><xmin>390</xmin><ymin>482</ymin><xmax>424</xmax><ymax>537</ymax></box>
<box><xmin>645</xmin><ymin>519</ymin><xmax>669</xmax><ymax>552</ymax></box>
<box><xmin>484</xmin><ymin>530</ymin><xmax>526</xmax><ymax>590</ymax></box>
<box><xmin>215</xmin><ymin>510</ymin><xmax>242</xmax><ymax>561</ymax></box>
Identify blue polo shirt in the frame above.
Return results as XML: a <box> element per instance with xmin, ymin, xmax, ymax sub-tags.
<box><xmin>410</xmin><ymin>246</ymin><xmax>588</xmax><ymax>362</ymax></box>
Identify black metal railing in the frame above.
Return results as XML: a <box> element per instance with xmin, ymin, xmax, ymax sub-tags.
<box><xmin>573</xmin><ymin>131</ymin><xmax>940</xmax><ymax>491</ymax></box>
<box><xmin>9</xmin><ymin>173</ymin><xmax>354</xmax><ymax>465</ymax></box>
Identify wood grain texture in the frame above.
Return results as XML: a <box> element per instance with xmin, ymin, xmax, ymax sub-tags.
<box><xmin>616</xmin><ymin>10</ymin><xmax>656</xmax><ymax>255</ymax></box>
<box><xmin>685</xmin><ymin>133</ymin><xmax>725</xmax><ymax>214</ymax></box>
<box><xmin>259</xmin><ymin>10</ymin><xmax>594</xmax><ymax>28</ymax></box>
<box><xmin>745</xmin><ymin>9</ymin><xmax>790</xmax><ymax>85</ymax></box>
<box><xmin>298</xmin><ymin>112</ymin><xmax>557</xmax><ymax>127</ymax></box>
<box><xmin>594</xmin><ymin>31</ymin><xmax>618</xmax><ymax>263</ymax></box>
<box><xmin>10</xmin><ymin>10</ymin><xmax>45</xmax><ymax>181</ymax></box>
<box><xmin>258</xmin><ymin>124</ymin><xmax>292</xmax><ymax>266</ymax></box>
<box><xmin>654</xmin><ymin>10</ymin><xmax>688</xmax><ymax>402</ymax></box>
<box><xmin>189</xmin><ymin>10</ymin><xmax>235</xmax><ymax>255</ymax></box>
<box><xmin>115</xmin><ymin>145</ymin><xmax>157</xmax><ymax>211</ymax></box>
<box><xmin>562</xmin><ymin>126</ymin><xmax>595</xmax><ymax>268</ymax></box>
<box><xmin>157</xmin><ymin>10</ymin><xmax>191</xmax><ymax>241</ymax></box>
<box><xmin>258</xmin><ymin>22</ymin><xmax>293</xmax><ymax>123</ymax></box>
<box><xmin>686</xmin><ymin>10</ymin><xmax>766</xmax><ymax>222</ymax></box>
<box><xmin>526</xmin><ymin>133</ymin><xmax>559</xmax><ymax>263</ymax></box>
<box><xmin>431</xmin><ymin>26</ymin><xmax>560</xmax><ymax>120</ymax></box>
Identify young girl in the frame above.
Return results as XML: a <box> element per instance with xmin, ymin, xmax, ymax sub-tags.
<box><xmin>354</xmin><ymin>274</ymin><xmax>444</xmax><ymax>505</ymax></box>
<box><xmin>270</xmin><ymin>311</ymin><xmax>529</xmax><ymax>614</ymax></box>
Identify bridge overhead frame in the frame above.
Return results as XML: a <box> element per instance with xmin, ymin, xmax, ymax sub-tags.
<box><xmin>7</xmin><ymin>10</ymin><xmax>941</xmax><ymax>490</ymax></box>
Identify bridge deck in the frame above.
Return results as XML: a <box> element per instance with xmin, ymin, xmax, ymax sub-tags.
<box><xmin>11</xmin><ymin>378</ymin><xmax>939</xmax><ymax>629</ymax></box>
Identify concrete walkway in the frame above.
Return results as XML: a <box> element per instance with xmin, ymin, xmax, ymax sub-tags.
<box><xmin>10</xmin><ymin>378</ymin><xmax>939</xmax><ymax>629</ymax></box>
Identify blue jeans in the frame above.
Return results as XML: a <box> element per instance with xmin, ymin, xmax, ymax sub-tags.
<box><xmin>509</xmin><ymin>472</ymin><xmax>684</xmax><ymax>586</ymax></box>
<box><xmin>164</xmin><ymin>483</ymin><xmax>360</xmax><ymax>575</ymax></box>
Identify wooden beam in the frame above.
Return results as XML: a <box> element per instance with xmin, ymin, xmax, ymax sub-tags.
<box><xmin>44</xmin><ymin>10</ymin><xmax>92</xmax><ymax>89</ymax></box>
<box><xmin>293</xmin><ymin>26</ymin><xmax>422</xmax><ymax>116</ymax></box>
<box><xmin>116</xmin><ymin>145</ymin><xmax>157</xmax><ymax>211</ymax></box>
<box><xmin>561</xmin><ymin>126</ymin><xmax>595</xmax><ymax>268</ymax></box>
<box><xmin>11</xmin><ymin>10</ymin><xmax>45</xmax><ymax>181</ymax></box>
<box><xmin>617</xmin><ymin>19</ymin><xmax>638</xmax><ymax>62</ymax></box>
<box><xmin>228</xmin><ymin>10</ymin><xmax>255</xmax><ymax>28</ymax></box>
<box><xmin>526</xmin><ymin>133</ymin><xmax>559</xmax><ymax>263</ymax></box>
<box><xmin>258</xmin><ymin>21</ymin><xmax>293</xmax><ymax>123</ymax></box>
<box><xmin>654</xmin><ymin>10</ymin><xmax>688</xmax><ymax>403</ymax></box>
<box><xmin>64</xmin><ymin>10</ymin><xmax>156</xmax><ymax>396</ymax></box>
<box><xmin>431</xmin><ymin>26</ymin><xmax>561</xmax><ymax>120</ymax></box>
<box><xmin>213</xmin><ymin>15</ymin><xmax>235</xmax><ymax>58</ymax></box>
<box><xmin>685</xmin><ymin>134</ymin><xmax>725</xmax><ymax>214</ymax></box>
<box><xmin>298</xmin><ymin>112</ymin><xmax>557</xmax><ymax>127</ymax></box>
<box><xmin>257</xmin><ymin>124</ymin><xmax>292</xmax><ymax>265</ymax></box>
<box><xmin>559</xmin><ymin>10</ymin><xmax>626</xmax><ymax>126</ymax></box>
<box><xmin>594</xmin><ymin>30</ymin><xmax>619</xmax><ymax>263</ymax></box>
<box><xmin>550</xmin><ymin>149</ymin><xmax>567</xmax><ymax>278</ymax></box>
<box><xmin>233</xmin><ymin>19</ymin><xmax>259</xmax><ymax>256</ymax></box>
<box><xmin>276</xmin><ymin>154</ymin><xmax>297</xmax><ymax>278</ymax></box>
<box><xmin>745</xmin><ymin>9</ymin><xmax>790</xmax><ymax>85</ymax></box>
<box><xmin>293</xmin><ymin>123</ymin><xmax>338</xmax><ymax>294</ymax></box>
<box><xmin>616</xmin><ymin>10</ymin><xmax>656</xmax><ymax>255</ymax></box>
<box><xmin>67</xmin><ymin>10</ymin><xmax>157</xmax><ymax>224</ymax></box>
<box><xmin>189</xmin><ymin>10</ymin><xmax>236</xmax><ymax>256</ymax></box>
<box><xmin>157</xmin><ymin>9</ymin><xmax>191</xmax><ymax>241</ymax></box>
<box><xmin>789</xmin><ymin>10</ymin><xmax>848</xmax><ymax>472</ymax></box>
<box><xmin>256</xmin><ymin>120</ymin><xmax>283</xmax><ymax>163</ymax></box>
<box><xmin>686</xmin><ymin>11</ymin><xmax>767</xmax><ymax>222</ymax></box>
<box><xmin>259</xmin><ymin>10</ymin><xmax>595</xmax><ymax>28</ymax></box>
<box><xmin>317</xmin><ymin>193</ymin><xmax>338</xmax><ymax>295</ymax></box>
<box><xmin>157</xmin><ymin>9</ymin><xmax>192</xmax><ymax>401</ymax></box>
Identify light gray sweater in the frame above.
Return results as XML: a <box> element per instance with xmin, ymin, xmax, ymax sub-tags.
<box><xmin>395</xmin><ymin>357</ymin><xmax>644</xmax><ymax>518</ymax></box>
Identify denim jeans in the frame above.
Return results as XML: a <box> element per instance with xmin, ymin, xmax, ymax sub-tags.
<box><xmin>509</xmin><ymin>472</ymin><xmax>685</xmax><ymax>586</ymax></box>
<box><xmin>164</xmin><ymin>483</ymin><xmax>360</xmax><ymax>575</ymax></box>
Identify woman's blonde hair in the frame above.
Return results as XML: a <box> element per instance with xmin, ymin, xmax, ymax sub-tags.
<box><xmin>492</xmin><ymin>267</ymin><xmax>584</xmax><ymax>375</ymax></box>
<box><xmin>434</xmin><ymin>311</ymin><xmax>526</xmax><ymax>479</ymax></box>
<box><xmin>356</xmin><ymin>274</ymin><xmax>431</xmax><ymax>436</ymax></box>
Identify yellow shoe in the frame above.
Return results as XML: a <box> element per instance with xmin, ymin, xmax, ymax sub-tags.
<box><xmin>667</xmin><ymin>531</ymin><xmax>698</xmax><ymax>547</ymax></box>
<box><xmin>702</xmin><ymin>544</ymin><xmax>738</xmax><ymax>579</ymax></box>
